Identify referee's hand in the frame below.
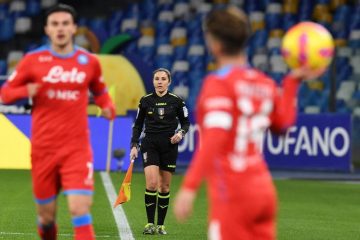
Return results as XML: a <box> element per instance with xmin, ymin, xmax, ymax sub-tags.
<box><xmin>170</xmin><ymin>132</ymin><xmax>183</xmax><ymax>144</ymax></box>
<box><xmin>130</xmin><ymin>147</ymin><xmax>138</xmax><ymax>160</ymax></box>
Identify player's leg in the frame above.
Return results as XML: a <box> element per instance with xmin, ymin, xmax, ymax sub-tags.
<box><xmin>209</xmin><ymin>190</ymin><xmax>254</xmax><ymax>240</ymax></box>
<box><xmin>208</xmin><ymin>219</ymin><xmax>221</xmax><ymax>240</ymax></box>
<box><xmin>61</xmin><ymin>148</ymin><xmax>95</xmax><ymax>240</ymax></box>
<box><xmin>141</xmin><ymin>136</ymin><xmax>160</xmax><ymax>234</ymax></box>
<box><xmin>32</xmin><ymin>150</ymin><xmax>60</xmax><ymax>240</ymax></box>
<box><xmin>251</xmin><ymin>189</ymin><xmax>277</xmax><ymax>240</ymax></box>
<box><xmin>36</xmin><ymin>201</ymin><xmax>58</xmax><ymax>240</ymax></box>
<box><xmin>252</xmin><ymin>216</ymin><xmax>276</xmax><ymax>240</ymax></box>
<box><xmin>207</xmin><ymin>199</ymin><xmax>249</xmax><ymax>240</ymax></box>
<box><xmin>218</xmin><ymin>209</ymin><xmax>253</xmax><ymax>240</ymax></box>
<box><xmin>67</xmin><ymin>194</ymin><xmax>95</xmax><ymax>240</ymax></box>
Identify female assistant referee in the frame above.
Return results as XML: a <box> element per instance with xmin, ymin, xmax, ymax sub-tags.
<box><xmin>130</xmin><ymin>68</ymin><xmax>190</xmax><ymax>235</ymax></box>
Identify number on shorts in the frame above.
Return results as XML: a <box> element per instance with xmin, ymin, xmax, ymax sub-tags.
<box><xmin>86</xmin><ymin>161</ymin><xmax>93</xmax><ymax>181</ymax></box>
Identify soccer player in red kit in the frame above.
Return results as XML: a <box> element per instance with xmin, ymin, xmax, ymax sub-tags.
<box><xmin>174</xmin><ymin>7</ymin><xmax>326</xmax><ymax>240</ymax></box>
<box><xmin>0</xmin><ymin>4</ymin><xmax>115</xmax><ymax>240</ymax></box>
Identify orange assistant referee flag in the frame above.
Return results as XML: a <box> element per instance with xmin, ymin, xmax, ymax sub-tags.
<box><xmin>114</xmin><ymin>160</ymin><xmax>134</xmax><ymax>207</ymax></box>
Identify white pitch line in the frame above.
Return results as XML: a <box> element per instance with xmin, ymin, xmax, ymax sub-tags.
<box><xmin>100</xmin><ymin>172</ymin><xmax>134</xmax><ymax>240</ymax></box>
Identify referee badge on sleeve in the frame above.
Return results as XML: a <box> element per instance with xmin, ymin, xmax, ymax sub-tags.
<box><xmin>143</xmin><ymin>152</ymin><xmax>147</xmax><ymax>163</ymax></box>
<box><xmin>183</xmin><ymin>106</ymin><xmax>188</xmax><ymax>117</ymax></box>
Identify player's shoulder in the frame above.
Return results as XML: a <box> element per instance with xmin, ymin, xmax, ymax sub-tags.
<box><xmin>249</xmin><ymin>68</ymin><xmax>273</xmax><ymax>82</ymax></box>
<box><xmin>203</xmin><ymin>66</ymin><xmax>235</xmax><ymax>89</ymax></box>
<box><xmin>26</xmin><ymin>45</ymin><xmax>50</xmax><ymax>56</ymax></box>
<box><xmin>207</xmin><ymin>65</ymin><xmax>233</xmax><ymax>81</ymax></box>
<box><xmin>218</xmin><ymin>66</ymin><xmax>275</xmax><ymax>86</ymax></box>
<box><xmin>208</xmin><ymin>65</ymin><xmax>272</xmax><ymax>81</ymax></box>
<box><xmin>22</xmin><ymin>45</ymin><xmax>51</xmax><ymax>62</ymax></box>
<box><xmin>76</xmin><ymin>46</ymin><xmax>99</xmax><ymax>64</ymax></box>
<box><xmin>206</xmin><ymin>65</ymin><xmax>246</xmax><ymax>84</ymax></box>
<box><xmin>10</xmin><ymin>45</ymin><xmax>49</xmax><ymax>66</ymax></box>
<box><xmin>248</xmin><ymin>68</ymin><xmax>277</xmax><ymax>87</ymax></box>
<box><xmin>76</xmin><ymin>46</ymin><xmax>93</xmax><ymax>57</ymax></box>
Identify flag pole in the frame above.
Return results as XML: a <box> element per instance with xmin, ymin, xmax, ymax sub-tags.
<box><xmin>106</xmin><ymin>120</ymin><xmax>114</xmax><ymax>173</ymax></box>
<box><xmin>106</xmin><ymin>85</ymin><xmax>116</xmax><ymax>173</ymax></box>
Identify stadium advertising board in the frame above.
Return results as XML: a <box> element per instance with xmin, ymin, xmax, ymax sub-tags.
<box><xmin>88</xmin><ymin>117</ymin><xmax>133</xmax><ymax>171</ymax></box>
<box><xmin>176</xmin><ymin>113</ymin><xmax>352</xmax><ymax>172</ymax></box>
<box><xmin>0</xmin><ymin>114</ymin><xmax>132</xmax><ymax>171</ymax></box>
<box><xmin>263</xmin><ymin>114</ymin><xmax>352</xmax><ymax>171</ymax></box>
<box><xmin>1</xmin><ymin>113</ymin><xmax>351</xmax><ymax>172</ymax></box>
<box><xmin>177</xmin><ymin>113</ymin><xmax>200</xmax><ymax>167</ymax></box>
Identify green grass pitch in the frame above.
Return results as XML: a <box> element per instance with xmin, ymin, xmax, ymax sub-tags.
<box><xmin>1</xmin><ymin>170</ymin><xmax>360</xmax><ymax>239</ymax></box>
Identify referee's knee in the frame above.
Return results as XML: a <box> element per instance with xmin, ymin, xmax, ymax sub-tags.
<box><xmin>146</xmin><ymin>178</ymin><xmax>158</xmax><ymax>190</ymax></box>
<box><xmin>159</xmin><ymin>184</ymin><xmax>170</xmax><ymax>193</ymax></box>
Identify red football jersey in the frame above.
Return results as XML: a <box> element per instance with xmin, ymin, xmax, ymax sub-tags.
<box><xmin>1</xmin><ymin>46</ymin><xmax>113</xmax><ymax>150</ymax></box>
<box><xmin>182</xmin><ymin>65</ymin><xmax>301</xmax><ymax>193</ymax></box>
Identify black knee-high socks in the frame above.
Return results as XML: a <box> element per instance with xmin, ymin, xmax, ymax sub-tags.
<box><xmin>144</xmin><ymin>189</ymin><xmax>170</xmax><ymax>225</ymax></box>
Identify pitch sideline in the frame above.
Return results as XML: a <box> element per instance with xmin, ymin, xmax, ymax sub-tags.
<box><xmin>100</xmin><ymin>172</ymin><xmax>135</xmax><ymax>240</ymax></box>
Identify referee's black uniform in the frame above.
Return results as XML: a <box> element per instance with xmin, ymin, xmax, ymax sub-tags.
<box><xmin>131</xmin><ymin>91</ymin><xmax>190</xmax><ymax>172</ymax></box>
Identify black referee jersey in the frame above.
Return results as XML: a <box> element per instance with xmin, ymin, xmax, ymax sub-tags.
<box><xmin>131</xmin><ymin>91</ymin><xmax>190</xmax><ymax>147</ymax></box>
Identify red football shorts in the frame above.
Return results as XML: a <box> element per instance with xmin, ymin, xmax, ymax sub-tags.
<box><xmin>31</xmin><ymin>147</ymin><xmax>94</xmax><ymax>204</ymax></box>
<box><xmin>207</xmin><ymin>172</ymin><xmax>277</xmax><ymax>240</ymax></box>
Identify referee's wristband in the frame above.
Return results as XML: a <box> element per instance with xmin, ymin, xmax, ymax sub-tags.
<box><xmin>176</xmin><ymin>129</ymin><xmax>186</xmax><ymax>137</ymax></box>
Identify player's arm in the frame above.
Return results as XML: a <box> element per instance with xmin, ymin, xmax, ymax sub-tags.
<box><xmin>183</xmin><ymin>128</ymin><xmax>231</xmax><ymax>190</ymax></box>
<box><xmin>269</xmin><ymin>74</ymin><xmax>301</xmax><ymax>133</ymax></box>
<box><xmin>89</xmin><ymin>57</ymin><xmax>115</xmax><ymax>120</ymax></box>
<box><xmin>270</xmin><ymin>67</ymin><xmax>325</xmax><ymax>133</ymax></box>
<box><xmin>1</xmin><ymin>56</ymin><xmax>38</xmax><ymax>104</ymax></box>
<box><xmin>174</xmin><ymin>77</ymin><xmax>234</xmax><ymax>221</ymax></box>
<box><xmin>182</xmin><ymin>78</ymin><xmax>234</xmax><ymax>191</ymax></box>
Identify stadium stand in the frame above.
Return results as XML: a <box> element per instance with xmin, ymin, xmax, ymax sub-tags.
<box><xmin>0</xmin><ymin>0</ymin><xmax>359</xmax><ymax>112</ymax></box>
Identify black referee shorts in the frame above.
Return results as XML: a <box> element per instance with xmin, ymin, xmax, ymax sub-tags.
<box><xmin>140</xmin><ymin>133</ymin><xmax>178</xmax><ymax>173</ymax></box>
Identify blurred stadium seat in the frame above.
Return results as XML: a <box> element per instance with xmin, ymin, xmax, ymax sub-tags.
<box><xmin>14</xmin><ymin>17</ymin><xmax>31</xmax><ymax>33</ymax></box>
<box><xmin>155</xmin><ymin>44</ymin><xmax>173</xmax><ymax>70</ymax></box>
<box><xmin>138</xmin><ymin>35</ymin><xmax>155</xmax><ymax>64</ymax></box>
<box><xmin>0</xmin><ymin>0</ymin><xmax>359</xmax><ymax>113</ymax></box>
